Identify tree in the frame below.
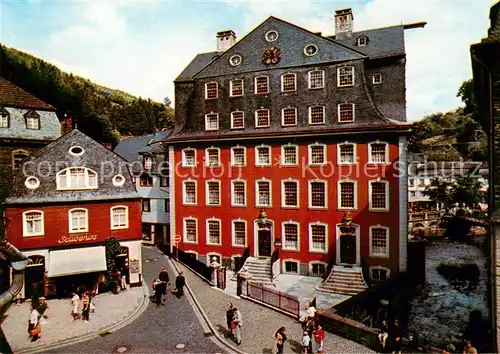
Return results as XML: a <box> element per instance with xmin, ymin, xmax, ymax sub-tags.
<box><xmin>422</xmin><ymin>179</ymin><xmax>455</xmax><ymax>213</ymax></box>
<box><xmin>453</xmin><ymin>175</ymin><xmax>484</xmax><ymax>208</ymax></box>
<box><xmin>457</xmin><ymin>79</ymin><xmax>481</xmax><ymax>126</ymax></box>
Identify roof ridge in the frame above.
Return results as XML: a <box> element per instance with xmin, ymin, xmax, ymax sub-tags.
<box><xmin>0</xmin><ymin>76</ymin><xmax>56</xmax><ymax>111</ymax></box>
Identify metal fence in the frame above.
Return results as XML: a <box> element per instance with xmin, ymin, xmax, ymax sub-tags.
<box><xmin>246</xmin><ymin>282</ymin><xmax>300</xmax><ymax>318</ymax></box>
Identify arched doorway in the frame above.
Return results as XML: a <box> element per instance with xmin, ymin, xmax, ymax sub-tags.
<box><xmin>25</xmin><ymin>255</ymin><xmax>45</xmax><ymax>298</ymax></box>
<box><xmin>114</xmin><ymin>247</ymin><xmax>129</xmax><ymax>285</ymax></box>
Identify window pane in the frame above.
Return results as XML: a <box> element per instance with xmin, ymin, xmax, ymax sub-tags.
<box><xmin>232</xmin><ymin>148</ymin><xmax>245</xmax><ymax>166</ymax></box>
<box><xmin>309</xmin><ymin>71</ymin><xmax>324</xmax><ymax>89</ymax></box>
<box><xmin>185</xmin><ymin>182</ymin><xmax>196</xmax><ymax>204</ymax></box>
<box><xmin>231</xmin><ymin>111</ymin><xmax>245</xmax><ymax>129</ymax></box>
<box><xmin>340</xmin><ymin>144</ymin><xmax>354</xmax><ymax>164</ymax></box>
<box><xmin>338</xmin><ymin>67</ymin><xmax>354</xmax><ymax>86</ymax></box>
<box><xmin>371</xmin><ymin>144</ymin><xmax>387</xmax><ymax>163</ymax></box>
<box><xmin>255</xmin><ymin>77</ymin><xmax>269</xmax><ymax>94</ymax></box>
<box><xmin>257</xmin><ymin>181</ymin><xmax>270</xmax><ymax>206</ymax></box>
<box><xmin>256</xmin><ymin>110</ymin><xmax>270</xmax><ymax>127</ymax></box>
<box><xmin>207</xmin><ymin>182</ymin><xmax>220</xmax><ymax>205</ymax></box>
<box><xmin>208</xmin><ymin>221</ymin><xmax>220</xmax><ymax>244</ymax></box>
<box><xmin>282</xmin><ymin>108</ymin><xmax>297</xmax><ymax>126</ymax></box>
<box><xmin>231</xmin><ymin>80</ymin><xmax>244</xmax><ymax>96</ymax></box>
<box><xmin>340</xmin><ymin>182</ymin><xmax>355</xmax><ymax>208</ymax></box>
<box><xmin>371</xmin><ymin>182</ymin><xmax>387</xmax><ymax>209</ymax></box>
<box><xmin>284</xmin><ymin>223</ymin><xmax>298</xmax><ymax>249</ymax></box>
<box><xmin>233</xmin><ymin>182</ymin><xmax>245</xmax><ymax>205</ymax></box>
<box><xmin>311</xmin><ymin>182</ymin><xmax>325</xmax><ymax>207</ymax></box>
<box><xmin>206</xmin><ymin>83</ymin><xmax>218</xmax><ymax>99</ymax></box>
<box><xmin>338</xmin><ymin>104</ymin><xmax>354</xmax><ymax>122</ymax></box>
<box><xmin>185</xmin><ymin>220</ymin><xmax>197</xmax><ymax>242</ymax></box>
<box><xmin>310</xmin><ymin>146</ymin><xmax>325</xmax><ymax>164</ymax></box>
<box><xmin>257</xmin><ymin>147</ymin><xmax>270</xmax><ymax>165</ymax></box>
<box><xmin>233</xmin><ymin>221</ymin><xmax>246</xmax><ymax>246</ymax></box>
<box><xmin>309</xmin><ymin>106</ymin><xmax>325</xmax><ymax>124</ymax></box>
<box><xmin>284</xmin><ymin>182</ymin><xmax>298</xmax><ymax>207</ymax></box>
<box><xmin>311</xmin><ymin>225</ymin><xmax>326</xmax><ymax>251</ymax></box>
<box><xmin>371</xmin><ymin>228</ymin><xmax>388</xmax><ymax>256</ymax></box>
<box><xmin>282</xmin><ymin>74</ymin><xmax>296</xmax><ymax>92</ymax></box>
<box><xmin>283</xmin><ymin>146</ymin><xmax>297</xmax><ymax>165</ymax></box>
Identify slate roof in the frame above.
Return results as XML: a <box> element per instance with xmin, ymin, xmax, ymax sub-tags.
<box><xmin>4</xmin><ymin>129</ymin><xmax>139</xmax><ymax>204</ymax></box>
<box><xmin>0</xmin><ymin>77</ymin><xmax>55</xmax><ymax>111</ymax></box>
<box><xmin>114</xmin><ymin>130</ymin><xmax>171</xmax><ymax>163</ymax></box>
<box><xmin>176</xmin><ymin>52</ymin><xmax>219</xmax><ymax>81</ymax></box>
<box><xmin>329</xmin><ymin>25</ymin><xmax>405</xmax><ymax>58</ymax></box>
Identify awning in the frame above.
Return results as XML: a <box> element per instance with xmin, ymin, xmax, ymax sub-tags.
<box><xmin>48</xmin><ymin>246</ymin><xmax>107</xmax><ymax>277</ymax></box>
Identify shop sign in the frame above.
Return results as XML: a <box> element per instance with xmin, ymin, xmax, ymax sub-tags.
<box><xmin>130</xmin><ymin>259</ymin><xmax>140</xmax><ymax>274</ymax></box>
<box><xmin>57</xmin><ymin>234</ymin><xmax>98</xmax><ymax>244</ymax></box>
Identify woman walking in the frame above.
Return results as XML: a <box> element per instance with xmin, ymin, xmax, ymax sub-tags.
<box><xmin>28</xmin><ymin>303</ymin><xmax>40</xmax><ymax>342</ymax></box>
<box><xmin>232</xmin><ymin>307</ymin><xmax>242</xmax><ymax>346</ymax></box>
<box><xmin>314</xmin><ymin>323</ymin><xmax>325</xmax><ymax>354</ymax></box>
<box><xmin>71</xmin><ymin>292</ymin><xmax>80</xmax><ymax>320</ymax></box>
<box><xmin>274</xmin><ymin>326</ymin><xmax>287</xmax><ymax>354</ymax></box>
<box><xmin>81</xmin><ymin>292</ymin><xmax>90</xmax><ymax>322</ymax></box>
<box><xmin>225</xmin><ymin>303</ymin><xmax>234</xmax><ymax>337</ymax></box>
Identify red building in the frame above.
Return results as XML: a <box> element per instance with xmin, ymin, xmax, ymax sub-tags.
<box><xmin>3</xmin><ymin>129</ymin><xmax>142</xmax><ymax>298</ymax></box>
<box><xmin>168</xmin><ymin>8</ymin><xmax>421</xmax><ymax>285</ymax></box>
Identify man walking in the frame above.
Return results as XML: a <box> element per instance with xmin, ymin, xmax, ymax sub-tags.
<box><xmin>175</xmin><ymin>272</ymin><xmax>185</xmax><ymax>297</ymax></box>
<box><xmin>158</xmin><ymin>267</ymin><xmax>169</xmax><ymax>303</ymax></box>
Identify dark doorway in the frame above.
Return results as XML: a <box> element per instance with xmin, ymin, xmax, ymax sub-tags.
<box><xmin>258</xmin><ymin>229</ymin><xmax>271</xmax><ymax>257</ymax></box>
<box><xmin>340</xmin><ymin>234</ymin><xmax>356</xmax><ymax>264</ymax></box>
<box><xmin>25</xmin><ymin>256</ymin><xmax>45</xmax><ymax>298</ymax></box>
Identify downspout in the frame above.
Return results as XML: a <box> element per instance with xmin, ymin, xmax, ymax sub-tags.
<box><xmin>0</xmin><ymin>242</ymin><xmax>30</xmax><ymax>309</ymax></box>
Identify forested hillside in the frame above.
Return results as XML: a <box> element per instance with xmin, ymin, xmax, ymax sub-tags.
<box><xmin>0</xmin><ymin>45</ymin><xmax>174</xmax><ymax>144</ymax></box>
<box><xmin>409</xmin><ymin>79</ymin><xmax>487</xmax><ymax>161</ymax></box>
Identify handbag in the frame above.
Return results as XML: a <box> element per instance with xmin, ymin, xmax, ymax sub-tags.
<box><xmin>29</xmin><ymin>325</ymin><xmax>41</xmax><ymax>336</ymax></box>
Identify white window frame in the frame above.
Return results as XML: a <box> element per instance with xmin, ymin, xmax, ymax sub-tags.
<box><xmin>337</xmin><ymin>142</ymin><xmax>357</xmax><ymax>165</ymax></box>
<box><xmin>205</xmin><ymin>179</ymin><xmax>221</xmax><ymax>206</ymax></box>
<box><xmin>281</xmin><ymin>73</ymin><xmax>297</xmax><ymax>92</ymax></box>
<box><xmin>205</xmin><ymin>147</ymin><xmax>220</xmax><ymax>167</ymax></box>
<box><xmin>337</xmin><ymin>66</ymin><xmax>355</xmax><ymax>87</ymax></box>
<box><xmin>308</xmin><ymin>222</ymin><xmax>328</xmax><ymax>254</ymax></box>
<box><xmin>183</xmin><ymin>217</ymin><xmax>198</xmax><ymax>244</ymax></box>
<box><xmin>281</xmin><ymin>144</ymin><xmax>298</xmax><ymax>166</ymax></box>
<box><xmin>110</xmin><ymin>206</ymin><xmax>129</xmax><ymax>230</ymax></box>
<box><xmin>255</xmin><ymin>178</ymin><xmax>272</xmax><ymax>207</ymax></box>
<box><xmin>282</xmin><ymin>259</ymin><xmax>300</xmax><ymax>274</ymax></box>
<box><xmin>337</xmin><ymin>103</ymin><xmax>355</xmax><ymax>123</ymax></box>
<box><xmin>205</xmin><ymin>82</ymin><xmax>218</xmax><ymax>99</ymax></box>
<box><xmin>369</xmin><ymin>225</ymin><xmax>390</xmax><ymax>258</ymax></box>
<box><xmin>357</xmin><ymin>36</ymin><xmax>367</xmax><ymax>46</ymax></box>
<box><xmin>308</xmin><ymin>180</ymin><xmax>328</xmax><ymax>209</ymax></box>
<box><xmin>182</xmin><ymin>148</ymin><xmax>196</xmax><ymax>167</ymax></box>
<box><xmin>370</xmin><ymin>266</ymin><xmax>391</xmax><ymax>281</ymax></box>
<box><xmin>231</xmin><ymin>146</ymin><xmax>246</xmax><ymax>166</ymax></box>
<box><xmin>369</xmin><ymin>179</ymin><xmax>390</xmax><ymax>212</ymax></box>
<box><xmin>337</xmin><ymin>179</ymin><xmax>358</xmax><ymax>210</ymax></box>
<box><xmin>56</xmin><ymin>167</ymin><xmax>98</xmax><ymax>190</ymax></box>
<box><xmin>206</xmin><ymin>218</ymin><xmax>222</xmax><ymax>246</ymax></box>
<box><xmin>22</xmin><ymin>210</ymin><xmax>44</xmax><ymax>237</ymax></box>
<box><xmin>182</xmin><ymin>179</ymin><xmax>197</xmax><ymax>205</ymax></box>
<box><xmin>184</xmin><ymin>250</ymin><xmax>199</xmax><ymax>259</ymax></box>
<box><xmin>255</xmin><ymin>109</ymin><xmax>270</xmax><ymax>128</ymax></box>
<box><xmin>206</xmin><ymin>252</ymin><xmax>223</xmax><ymax>266</ymax></box>
<box><xmin>308</xmin><ymin>106</ymin><xmax>325</xmax><ymax>125</ymax></box>
<box><xmin>205</xmin><ymin>113</ymin><xmax>219</xmax><ymax>131</ymax></box>
<box><xmin>254</xmin><ymin>76</ymin><xmax>269</xmax><ymax>94</ymax></box>
<box><xmin>230</xmin><ymin>111</ymin><xmax>245</xmax><ymax>129</ymax></box>
<box><xmin>308</xmin><ymin>70</ymin><xmax>325</xmax><ymax>89</ymax></box>
<box><xmin>281</xmin><ymin>178</ymin><xmax>300</xmax><ymax>208</ymax></box>
<box><xmin>309</xmin><ymin>261</ymin><xmax>328</xmax><ymax>276</ymax></box>
<box><xmin>372</xmin><ymin>73</ymin><xmax>382</xmax><ymax>84</ymax></box>
<box><xmin>231</xmin><ymin>219</ymin><xmax>247</xmax><ymax>248</ymax></box>
<box><xmin>368</xmin><ymin>141</ymin><xmax>389</xmax><ymax>164</ymax></box>
<box><xmin>255</xmin><ymin>145</ymin><xmax>271</xmax><ymax>166</ymax></box>
<box><xmin>230</xmin><ymin>79</ymin><xmax>244</xmax><ymax>97</ymax></box>
<box><xmin>308</xmin><ymin>142</ymin><xmax>327</xmax><ymax>166</ymax></box>
<box><xmin>68</xmin><ymin>208</ymin><xmax>89</xmax><ymax>233</ymax></box>
<box><xmin>281</xmin><ymin>107</ymin><xmax>297</xmax><ymax>127</ymax></box>
<box><xmin>282</xmin><ymin>221</ymin><xmax>300</xmax><ymax>251</ymax></box>
<box><xmin>231</xmin><ymin>179</ymin><xmax>247</xmax><ymax>207</ymax></box>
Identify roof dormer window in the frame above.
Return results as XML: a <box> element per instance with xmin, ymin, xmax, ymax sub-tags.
<box><xmin>25</xmin><ymin>110</ymin><xmax>40</xmax><ymax>130</ymax></box>
<box><xmin>0</xmin><ymin>107</ymin><xmax>9</xmax><ymax>128</ymax></box>
<box><xmin>357</xmin><ymin>36</ymin><xmax>368</xmax><ymax>47</ymax></box>
<box><xmin>57</xmin><ymin>167</ymin><xmax>98</xmax><ymax>190</ymax></box>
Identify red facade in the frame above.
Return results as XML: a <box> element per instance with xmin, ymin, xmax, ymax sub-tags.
<box><xmin>172</xmin><ymin>136</ymin><xmax>404</xmax><ymax>275</ymax></box>
<box><xmin>6</xmin><ymin>200</ymin><xmax>142</xmax><ymax>250</ymax></box>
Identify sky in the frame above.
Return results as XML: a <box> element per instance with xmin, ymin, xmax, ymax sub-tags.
<box><xmin>0</xmin><ymin>0</ymin><xmax>495</xmax><ymax>122</ymax></box>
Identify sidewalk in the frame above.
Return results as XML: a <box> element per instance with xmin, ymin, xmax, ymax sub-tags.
<box><xmin>2</xmin><ymin>286</ymin><xmax>145</xmax><ymax>353</ymax></box>
<box><xmin>175</xmin><ymin>260</ymin><xmax>375</xmax><ymax>354</ymax></box>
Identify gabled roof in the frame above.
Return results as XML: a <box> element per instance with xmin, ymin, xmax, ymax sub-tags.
<box><xmin>0</xmin><ymin>76</ymin><xmax>55</xmax><ymax>111</ymax></box>
<box><xmin>4</xmin><ymin>129</ymin><xmax>139</xmax><ymax>204</ymax></box>
<box><xmin>176</xmin><ymin>52</ymin><xmax>219</xmax><ymax>81</ymax></box>
<box><xmin>114</xmin><ymin>130</ymin><xmax>171</xmax><ymax>163</ymax></box>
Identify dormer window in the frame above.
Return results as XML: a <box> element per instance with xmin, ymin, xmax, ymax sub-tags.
<box><xmin>357</xmin><ymin>36</ymin><xmax>368</xmax><ymax>47</ymax></box>
<box><xmin>57</xmin><ymin>167</ymin><xmax>98</xmax><ymax>190</ymax></box>
<box><xmin>25</xmin><ymin>111</ymin><xmax>40</xmax><ymax>130</ymax></box>
<box><xmin>143</xmin><ymin>155</ymin><xmax>153</xmax><ymax>170</ymax></box>
<box><xmin>0</xmin><ymin>107</ymin><xmax>9</xmax><ymax>128</ymax></box>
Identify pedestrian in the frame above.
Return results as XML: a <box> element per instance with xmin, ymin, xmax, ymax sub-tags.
<box><xmin>225</xmin><ymin>303</ymin><xmax>234</xmax><ymax>337</ymax></box>
<box><xmin>175</xmin><ymin>271</ymin><xmax>185</xmax><ymax>297</ymax></box>
<box><xmin>305</xmin><ymin>317</ymin><xmax>315</xmax><ymax>353</ymax></box>
<box><xmin>120</xmin><ymin>267</ymin><xmax>127</xmax><ymax>290</ymax></box>
<box><xmin>232</xmin><ymin>307</ymin><xmax>242</xmax><ymax>346</ymax></box>
<box><xmin>378</xmin><ymin>319</ymin><xmax>389</xmax><ymax>350</ymax></box>
<box><xmin>302</xmin><ymin>331</ymin><xmax>311</xmax><ymax>354</ymax></box>
<box><xmin>314</xmin><ymin>323</ymin><xmax>325</xmax><ymax>354</ymax></box>
<box><xmin>389</xmin><ymin>319</ymin><xmax>404</xmax><ymax>354</ymax></box>
<box><xmin>28</xmin><ymin>302</ymin><xmax>41</xmax><ymax>342</ymax></box>
<box><xmin>71</xmin><ymin>292</ymin><xmax>80</xmax><ymax>320</ymax></box>
<box><xmin>463</xmin><ymin>340</ymin><xmax>478</xmax><ymax>354</ymax></box>
<box><xmin>306</xmin><ymin>303</ymin><xmax>316</xmax><ymax>320</ymax></box>
<box><xmin>81</xmin><ymin>292</ymin><xmax>90</xmax><ymax>322</ymax></box>
<box><xmin>274</xmin><ymin>326</ymin><xmax>287</xmax><ymax>354</ymax></box>
<box><xmin>159</xmin><ymin>267</ymin><xmax>169</xmax><ymax>303</ymax></box>
<box><xmin>89</xmin><ymin>290</ymin><xmax>96</xmax><ymax>313</ymax></box>
<box><xmin>152</xmin><ymin>278</ymin><xmax>165</xmax><ymax>306</ymax></box>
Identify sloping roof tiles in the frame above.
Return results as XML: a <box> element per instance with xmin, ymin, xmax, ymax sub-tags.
<box><xmin>0</xmin><ymin>76</ymin><xmax>55</xmax><ymax>111</ymax></box>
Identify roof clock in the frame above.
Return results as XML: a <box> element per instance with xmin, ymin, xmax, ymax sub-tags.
<box><xmin>304</xmin><ymin>44</ymin><xmax>318</xmax><ymax>56</ymax></box>
<box><xmin>265</xmin><ymin>30</ymin><xmax>279</xmax><ymax>42</ymax></box>
<box><xmin>229</xmin><ymin>55</ymin><xmax>242</xmax><ymax>67</ymax></box>
<box><xmin>263</xmin><ymin>47</ymin><xmax>281</xmax><ymax>65</ymax></box>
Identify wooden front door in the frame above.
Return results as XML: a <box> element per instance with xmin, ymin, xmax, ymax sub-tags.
<box><xmin>340</xmin><ymin>234</ymin><xmax>356</xmax><ymax>265</ymax></box>
<box><xmin>258</xmin><ymin>229</ymin><xmax>271</xmax><ymax>257</ymax></box>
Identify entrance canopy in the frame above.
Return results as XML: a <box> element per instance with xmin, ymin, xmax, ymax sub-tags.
<box><xmin>48</xmin><ymin>246</ymin><xmax>107</xmax><ymax>277</ymax></box>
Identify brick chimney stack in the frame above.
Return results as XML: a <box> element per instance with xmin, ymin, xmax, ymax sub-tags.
<box><xmin>334</xmin><ymin>8</ymin><xmax>354</xmax><ymax>40</ymax></box>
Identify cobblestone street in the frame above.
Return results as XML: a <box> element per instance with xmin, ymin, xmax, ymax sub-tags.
<box><xmin>175</xmin><ymin>260</ymin><xmax>375</xmax><ymax>354</ymax></box>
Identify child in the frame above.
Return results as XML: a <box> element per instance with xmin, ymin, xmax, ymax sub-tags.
<box><xmin>302</xmin><ymin>331</ymin><xmax>311</xmax><ymax>354</ymax></box>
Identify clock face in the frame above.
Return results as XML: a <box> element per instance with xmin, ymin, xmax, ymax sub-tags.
<box><xmin>304</xmin><ymin>44</ymin><xmax>318</xmax><ymax>56</ymax></box>
<box><xmin>263</xmin><ymin>46</ymin><xmax>281</xmax><ymax>65</ymax></box>
<box><xmin>265</xmin><ymin>30</ymin><xmax>279</xmax><ymax>42</ymax></box>
<box><xmin>229</xmin><ymin>55</ymin><xmax>242</xmax><ymax>67</ymax></box>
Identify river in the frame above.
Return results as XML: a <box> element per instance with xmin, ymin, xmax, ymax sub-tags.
<box><xmin>407</xmin><ymin>241</ymin><xmax>489</xmax><ymax>348</ymax></box>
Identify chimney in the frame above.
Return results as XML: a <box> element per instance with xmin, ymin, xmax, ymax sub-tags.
<box><xmin>216</xmin><ymin>30</ymin><xmax>236</xmax><ymax>52</ymax></box>
<box><xmin>334</xmin><ymin>8</ymin><xmax>354</xmax><ymax>40</ymax></box>
<box><xmin>61</xmin><ymin>114</ymin><xmax>73</xmax><ymax>134</ymax></box>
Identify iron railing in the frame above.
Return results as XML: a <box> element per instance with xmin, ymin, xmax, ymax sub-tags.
<box><xmin>246</xmin><ymin>281</ymin><xmax>300</xmax><ymax>318</ymax></box>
